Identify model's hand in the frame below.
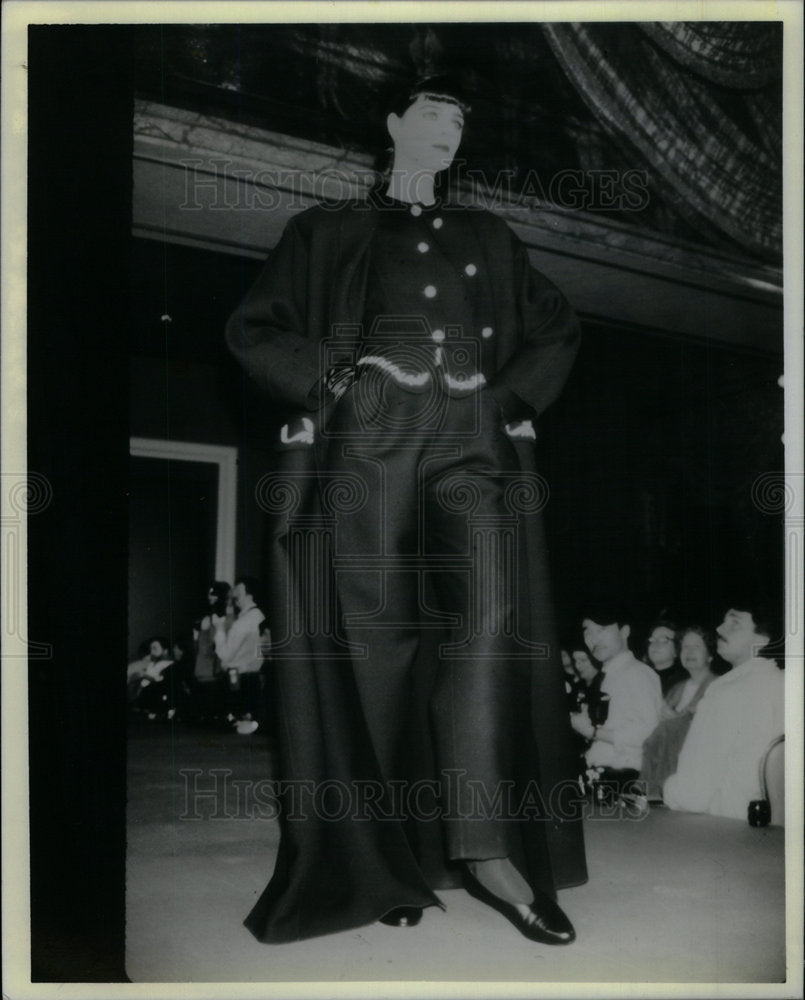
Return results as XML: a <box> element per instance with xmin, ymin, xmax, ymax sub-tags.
<box><xmin>211</xmin><ymin>614</ymin><xmax>225</xmax><ymax>630</ymax></box>
<box><xmin>325</xmin><ymin>364</ymin><xmax>358</xmax><ymax>400</ymax></box>
<box><xmin>504</xmin><ymin>419</ymin><xmax>536</xmax><ymax>441</ymax></box>
<box><xmin>280</xmin><ymin>417</ymin><xmax>315</xmax><ymax>445</ymax></box>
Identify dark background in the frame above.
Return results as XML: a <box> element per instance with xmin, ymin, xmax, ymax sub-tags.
<box><xmin>128</xmin><ymin>457</ymin><xmax>218</xmax><ymax>653</ymax></box>
<box><xmin>26</xmin><ymin>23</ymin><xmax>784</xmax><ymax>981</ymax></box>
<box><xmin>28</xmin><ymin>25</ymin><xmax>132</xmax><ymax>982</ymax></box>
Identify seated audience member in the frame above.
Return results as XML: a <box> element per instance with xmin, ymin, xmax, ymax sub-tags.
<box><xmin>127</xmin><ymin>639</ymin><xmax>152</xmax><ymax>703</ymax></box>
<box><xmin>645</xmin><ymin>620</ymin><xmax>689</xmax><ymax>696</ymax></box>
<box><xmin>568</xmin><ymin>644</ymin><xmax>604</xmax><ymax>729</ymax></box>
<box><xmin>663</xmin><ymin>604</ymin><xmax>784</xmax><ymax>820</ymax></box>
<box><xmin>128</xmin><ymin>635</ymin><xmax>170</xmax><ymax>684</ymax></box>
<box><xmin>571</xmin><ymin>603</ymin><xmax>663</xmax><ymax>790</ymax></box>
<box><xmin>132</xmin><ymin>636</ymin><xmax>174</xmax><ymax>719</ymax></box>
<box><xmin>214</xmin><ymin>576</ymin><xmax>266</xmax><ymax>735</ymax></box>
<box><xmin>640</xmin><ymin>626</ymin><xmax>718</xmax><ymax>801</ymax></box>
<box><xmin>561</xmin><ymin>648</ymin><xmax>586</xmax><ymax>713</ymax></box>
<box><xmin>159</xmin><ymin>635</ymin><xmax>196</xmax><ymax>721</ymax></box>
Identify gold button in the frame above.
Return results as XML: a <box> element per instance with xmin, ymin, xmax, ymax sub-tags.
<box><xmin>417</xmin><ymin>242</ymin><xmax>430</xmax><ymax>253</ymax></box>
<box><xmin>410</xmin><ymin>204</ymin><xmax>423</xmax><ymax>217</ymax></box>
<box><xmin>465</xmin><ymin>263</ymin><xmax>477</xmax><ymax>276</ymax></box>
<box><xmin>431</xmin><ymin>329</ymin><xmax>445</xmax><ymax>342</ymax></box>
<box><xmin>481</xmin><ymin>326</ymin><xmax>494</xmax><ymax>338</ymax></box>
<box><xmin>432</xmin><ymin>217</ymin><xmax>443</xmax><ymax>229</ymax></box>
<box><xmin>424</xmin><ymin>285</ymin><xmax>437</xmax><ymax>298</ymax></box>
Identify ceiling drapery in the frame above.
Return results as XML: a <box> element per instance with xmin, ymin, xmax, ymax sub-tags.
<box><xmin>134</xmin><ymin>22</ymin><xmax>783</xmax><ymax>263</ymax></box>
<box><xmin>638</xmin><ymin>22</ymin><xmax>782</xmax><ymax>89</ymax></box>
<box><xmin>543</xmin><ymin>22</ymin><xmax>782</xmax><ymax>260</ymax></box>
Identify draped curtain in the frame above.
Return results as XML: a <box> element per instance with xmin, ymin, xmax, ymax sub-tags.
<box><xmin>543</xmin><ymin>22</ymin><xmax>782</xmax><ymax>260</ymax></box>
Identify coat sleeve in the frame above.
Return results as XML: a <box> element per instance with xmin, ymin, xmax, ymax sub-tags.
<box><xmin>225</xmin><ymin>217</ymin><xmax>325</xmax><ymax>412</ymax></box>
<box><xmin>488</xmin><ymin>232</ymin><xmax>581</xmax><ymax>417</ymax></box>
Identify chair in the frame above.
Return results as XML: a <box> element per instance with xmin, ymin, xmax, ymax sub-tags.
<box><xmin>750</xmin><ymin>734</ymin><xmax>785</xmax><ymax>827</ymax></box>
<box><xmin>762</xmin><ymin>734</ymin><xmax>785</xmax><ymax>826</ymax></box>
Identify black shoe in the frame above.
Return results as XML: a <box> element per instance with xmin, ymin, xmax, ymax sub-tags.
<box><xmin>379</xmin><ymin>906</ymin><xmax>423</xmax><ymax>928</ymax></box>
<box><xmin>463</xmin><ymin>870</ymin><xmax>575</xmax><ymax>945</ymax></box>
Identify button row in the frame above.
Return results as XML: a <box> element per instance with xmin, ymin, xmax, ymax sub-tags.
<box><xmin>429</xmin><ymin>327</ymin><xmax>494</xmax><ymax>342</ymax></box>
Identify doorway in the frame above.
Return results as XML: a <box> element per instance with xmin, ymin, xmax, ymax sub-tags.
<box><xmin>128</xmin><ymin>438</ymin><xmax>237</xmax><ymax>658</ymax></box>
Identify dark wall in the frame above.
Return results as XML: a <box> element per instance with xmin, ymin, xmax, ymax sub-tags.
<box><xmin>28</xmin><ymin>25</ymin><xmax>133</xmax><ymax>982</ymax></box>
<box><xmin>128</xmin><ymin>456</ymin><xmax>218</xmax><ymax>658</ymax></box>
<box><xmin>541</xmin><ymin>319</ymin><xmax>783</xmax><ymax>648</ymax></box>
<box><xmin>129</xmin><ymin>238</ymin><xmax>279</xmax><ymax>639</ymax></box>
<box><xmin>128</xmin><ymin>238</ymin><xmax>784</xmax><ymax>657</ymax></box>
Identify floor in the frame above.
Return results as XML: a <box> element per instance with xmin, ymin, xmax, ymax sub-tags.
<box><xmin>126</xmin><ymin>722</ymin><xmax>789</xmax><ymax>990</ymax></box>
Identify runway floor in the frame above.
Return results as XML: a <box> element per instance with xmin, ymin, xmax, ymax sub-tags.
<box><xmin>126</xmin><ymin>722</ymin><xmax>788</xmax><ymax>990</ymax></box>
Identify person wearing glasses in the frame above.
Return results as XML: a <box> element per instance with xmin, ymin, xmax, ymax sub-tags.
<box><xmin>639</xmin><ymin>625</ymin><xmax>718</xmax><ymax>803</ymax></box>
<box><xmin>645</xmin><ymin>619</ymin><xmax>689</xmax><ymax>696</ymax></box>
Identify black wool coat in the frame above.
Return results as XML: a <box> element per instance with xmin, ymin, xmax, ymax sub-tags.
<box><xmin>226</xmin><ymin>196</ymin><xmax>587</xmax><ymax>943</ymax></box>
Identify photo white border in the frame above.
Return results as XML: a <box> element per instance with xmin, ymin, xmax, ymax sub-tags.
<box><xmin>3</xmin><ymin>2</ymin><xmax>803</xmax><ymax>999</ymax></box>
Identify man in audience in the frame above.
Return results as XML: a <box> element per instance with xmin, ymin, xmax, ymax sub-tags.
<box><xmin>663</xmin><ymin>603</ymin><xmax>784</xmax><ymax>820</ymax></box>
<box><xmin>570</xmin><ymin>602</ymin><xmax>663</xmax><ymax>786</ymax></box>
<box><xmin>127</xmin><ymin>635</ymin><xmax>171</xmax><ymax>689</ymax></box>
<box><xmin>128</xmin><ymin>636</ymin><xmax>174</xmax><ymax>718</ymax></box>
<box><xmin>213</xmin><ymin>576</ymin><xmax>266</xmax><ymax>734</ymax></box>
<box><xmin>645</xmin><ymin>619</ymin><xmax>689</xmax><ymax>696</ymax></box>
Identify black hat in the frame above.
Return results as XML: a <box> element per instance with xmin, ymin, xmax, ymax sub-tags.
<box><xmin>386</xmin><ymin>72</ymin><xmax>473</xmax><ymax>117</ymax></box>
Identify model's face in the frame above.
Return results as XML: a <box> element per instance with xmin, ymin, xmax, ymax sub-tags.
<box><xmin>716</xmin><ymin>609</ymin><xmax>767</xmax><ymax>666</ymax></box>
<box><xmin>387</xmin><ymin>95</ymin><xmax>464</xmax><ymax>173</ymax></box>
<box><xmin>680</xmin><ymin>631</ymin><xmax>712</xmax><ymax>677</ymax></box>
<box><xmin>232</xmin><ymin>583</ymin><xmax>247</xmax><ymax>610</ymax></box>
<box><xmin>149</xmin><ymin>640</ymin><xmax>166</xmax><ymax>660</ymax></box>
<box><xmin>647</xmin><ymin>627</ymin><xmax>677</xmax><ymax>670</ymax></box>
<box><xmin>572</xmin><ymin>650</ymin><xmax>598</xmax><ymax>684</ymax></box>
<box><xmin>582</xmin><ymin>619</ymin><xmax>629</xmax><ymax>664</ymax></box>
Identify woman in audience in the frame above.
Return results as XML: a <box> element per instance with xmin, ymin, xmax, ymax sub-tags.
<box><xmin>645</xmin><ymin>619</ymin><xmax>689</xmax><ymax>696</ymax></box>
<box><xmin>561</xmin><ymin>648</ymin><xmax>586</xmax><ymax>712</ymax></box>
<box><xmin>571</xmin><ymin>647</ymin><xmax>601</xmax><ymax>691</ymax></box>
<box><xmin>193</xmin><ymin>581</ymin><xmax>231</xmax><ymax>722</ymax></box>
<box><xmin>568</xmin><ymin>645</ymin><xmax>603</xmax><ymax>759</ymax></box>
<box><xmin>640</xmin><ymin>625</ymin><xmax>717</xmax><ymax>801</ymax></box>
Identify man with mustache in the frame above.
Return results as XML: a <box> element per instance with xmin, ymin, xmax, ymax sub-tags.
<box><xmin>664</xmin><ymin>605</ymin><xmax>784</xmax><ymax>820</ymax></box>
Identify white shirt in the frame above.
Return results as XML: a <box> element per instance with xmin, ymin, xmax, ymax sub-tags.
<box><xmin>664</xmin><ymin>657</ymin><xmax>784</xmax><ymax>819</ymax></box>
<box><xmin>214</xmin><ymin>605</ymin><xmax>266</xmax><ymax>674</ymax></box>
<box><xmin>586</xmin><ymin>650</ymin><xmax>663</xmax><ymax>770</ymax></box>
<box><xmin>142</xmin><ymin>657</ymin><xmax>172</xmax><ymax>682</ymax></box>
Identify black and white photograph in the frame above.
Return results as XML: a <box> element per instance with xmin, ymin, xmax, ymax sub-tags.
<box><xmin>3</xmin><ymin>1</ymin><xmax>803</xmax><ymax>996</ymax></box>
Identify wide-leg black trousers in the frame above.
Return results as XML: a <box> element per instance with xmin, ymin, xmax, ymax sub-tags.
<box><xmin>324</xmin><ymin>376</ymin><xmax>529</xmax><ymax>860</ymax></box>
